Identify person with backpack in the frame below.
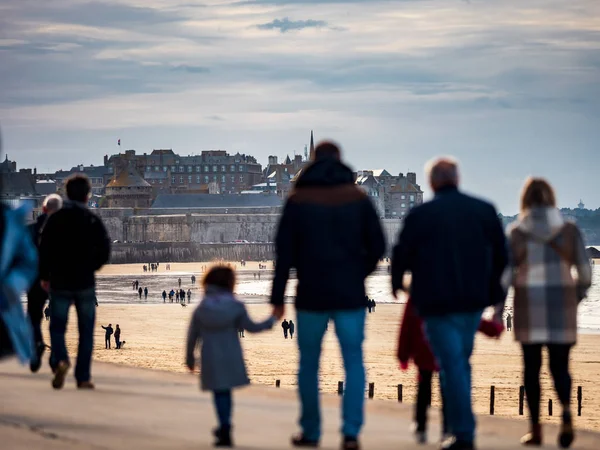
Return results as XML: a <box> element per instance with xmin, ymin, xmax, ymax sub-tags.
<box><xmin>502</xmin><ymin>178</ymin><xmax>591</xmax><ymax>448</ymax></box>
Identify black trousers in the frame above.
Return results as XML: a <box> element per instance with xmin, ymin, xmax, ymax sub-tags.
<box><xmin>522</xmin><ymin>343</ymin><xmax>573</xmax><ymax>424</ymax></box>
<box><xmin>27</xmin><ymin>286</ymin><xmax>47</xmax><ymax>345</ymax></box>
<box><xmin>105</xmin><ymin>337</ymin><xmax>111</xmax><ymax>349</ymax></box>
<box><xmin>415</xmin><ymin>369</ymin><xmax>448</xmax><ymax>434</ymax></box>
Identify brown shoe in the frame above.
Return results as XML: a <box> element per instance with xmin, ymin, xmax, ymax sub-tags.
<box><xmin>52</xmin><ymin>361</ymin><xmax>70</xmax><ymax>390</ymax></box>
<box><xmin>77</xmin><ymin>381</ymin><xmax>95</xmax><ymax>390</ymax></box>
<box><xmin>520</xmin><ymin>424</ymin><xmax>542</xmax><ymax>446</ymax></box>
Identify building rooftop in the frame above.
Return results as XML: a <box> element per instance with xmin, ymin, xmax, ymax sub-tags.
<box><xmin>107</xmin><ymin>168</ymin><xmax>151</xmax><ymax>188</ymax></box>
<box><xmin>0</xmin><ymin>172</ymin><xmax>37</xmax><ymax>196</ymax></box>
<box><xmin>151</xmin><ymin>193</ymin><xmax>282</xmax><ymax>209</ymax></box>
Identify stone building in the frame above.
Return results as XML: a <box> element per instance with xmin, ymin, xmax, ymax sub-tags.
<box><xmin>54</xmin><ymin>165</ymin><xmax>111</xmax><ymax>196</ymax></box>
<box><xmin>355</xmin><ymin>171</ymin><xmax>385</xmax><ymax>218</ymax></box>
<box><xmin>0</xmin><ymin>155</ymin><xmax>17</xmax><ymax>173</ymax></box>
<box><xmin>363</xmin><ymin>170</ymin><xmax>424</xmax><ymax>219</ymax></box>
<box><xmin>105</xmin><ymin>167</ymin><xmax>152</xmax><ymax>208</ymax></box>
<box><xmin>105</xmin><ymin>149</ymin><xmax>262</xmax><ymax>195</ymax></box>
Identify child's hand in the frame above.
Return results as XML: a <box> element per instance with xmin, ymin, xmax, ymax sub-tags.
<box><xmin>399</xmin><ymin>361</ymin><xmax>409</xmax><ymax>371</ymax></box>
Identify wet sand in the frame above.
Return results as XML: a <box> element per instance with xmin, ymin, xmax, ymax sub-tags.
<box><xmin>42</xmin><ymin>301</ymin><xmax>600</xmax><ymax>432</ymax></box>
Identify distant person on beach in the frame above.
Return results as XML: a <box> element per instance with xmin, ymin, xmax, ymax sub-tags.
<box><xmin>132</xmin><ymin>281</ymin><xmax>136</xmax><ymax>290</ymax></box>
<box><xmin>135</xmin><ymin>280</ymin><xmax>139</xmax><ymax>290</ymax></box>
<box><xmin>162</xmin><ymin>290</ymin><xmax>167</xmax><ymax>303</ymax></box>
<box><xmin>114</xmin><ymin>324</ymin><xmax>121</xmax><ymax>349</ymax></box>
<box><xmin>27</xmin><ymin>193</ymin><xmax>63</xmax><ymax>373</ymax></box>
<box><xmin>506</xmin><ymin>313</ymin><xmax>512</xmax><ymax>332</ymax></box>
<box><xmin>101</xmin><ymin>324</ymin><xmax>114</xmax><ymax>349</ymax></box>
<box><xmin>186</xmin><ymin>265</ymin><xmax>275</xmax><ymax>447</ymax></box>
<box><xmin>187</xmin><ymin>289</ymin><xmax>192</xmax><ymax>303</ymax></box>
<box><xmin>44</xmin><ymin>306</ymin><xmax>51</xmax><ymax>321</ymax></box>
<box><xmin>40</xmin><ymin>174</ymin><xmax>111</xmax><ymax>390</ymax></box>
<box><xmin>500</xmin><ymin>178</ymin><xmax>591</xmax><ymax>448</ymax></box>
<box><xmin>178</xmin><ymin>277</ymin><xmax>182</xmax><ymax>288</ymax></box>
<box><xmin>371</xmin><ymin>299</ymin><xmax>376</xmax><ymax>312</ymax></box>
<box><xmin>176</xmin><ymin>291</ymin><xmax>180</xmax><ymax>302</ymax></box>
<box><xmin>366</xmin><ymin>296</ymin><xmax>372</xmax><ymax>313</ymax></box>
<box><xmin>398</xmin><ymin>297</ymin><xmax>448</xmax><ymax>444</ymax></box>
<box><xmin>138</xmin><ymin>287</ymin><xmax>143</xmax><ymax>299</ymax></box>
<box><xmin>270</xmin><ymin>141</ymin><xmax>385</xmax><ymax>449</ymax></box>
<box><xmin>392</xmin><ymin>157</ymin><xmax>507</xmax><ymax>450</ymax></box>
<box><xmin>180</xmin><ymin>289</ymin><xmax>185</xmax><ymax>303</ymax></box>
<box><xmin>170</xmin><ymin>289</ymin><xmax>175</xmax><ymax>302</ymax></box>
<box><xmin>144</xmin><ymin>287</ymin><xmax>148</xmax><ymax>300</ymax></box>
<box><xmin>281</xmin><ymin>319</ymin><xmax>290</xmax><ymax>339</ymax></box>
<box><xmin>289</xmin><ymin>320</ymin><xmax>295</xmax><ymax>339</ymax></box>
<box><xmin>191</xmin><ymin>275</ymin><xmax>196</xmax><ymax>285</ymax></box>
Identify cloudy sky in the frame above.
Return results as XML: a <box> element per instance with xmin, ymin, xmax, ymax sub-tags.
<box><xmin>2</xmin><ymin>0</ymin><xmax>599</xmax><ymax>214</ymax></box>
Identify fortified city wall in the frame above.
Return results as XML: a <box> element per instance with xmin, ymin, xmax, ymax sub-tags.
<box><xmin>94</xmin><ymin>208</ymin><xmax>403</xmax><ymax>263</ymax></box>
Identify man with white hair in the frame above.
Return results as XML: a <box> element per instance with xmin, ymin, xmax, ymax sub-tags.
<box><xmin>27</xmin><ymin>194</ymin><xmax>63</xmax><ymax>373</ymax></box>
<box><xmin>391</xmin><ymin>157</ymin><xmax>508</xmax><ymax>450</ymax></box>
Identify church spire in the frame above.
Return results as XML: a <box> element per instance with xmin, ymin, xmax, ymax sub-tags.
<box><xmin>309</xmin><ymin>130</ymin><xmax>315</xmax><ymax>161</ymax></box>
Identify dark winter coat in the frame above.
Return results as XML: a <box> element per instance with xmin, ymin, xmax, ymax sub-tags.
<box><xmin>39</xmin><ymin>201</ymin><xmax>110</xmax><ymax>291</ymax></box>
<box><xmin>392</xmin><ymin>186</ymin><xmax>508</xmax><ymax>317</ymax></box>
<box><xmin>271</xmin><ymin>157</ymin><xmax>386</xmax><ymax>311</ymax></box>
<box><xmin>27</xmin><ymin>214</ymin><xmax>48</xmax><ymax>300</ymax></box>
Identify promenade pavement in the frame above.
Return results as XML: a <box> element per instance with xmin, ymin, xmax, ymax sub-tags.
<box><xmin>0</xmin><ymin>360</ymin><xmax>598</xmax><ymax>449</ymax></box>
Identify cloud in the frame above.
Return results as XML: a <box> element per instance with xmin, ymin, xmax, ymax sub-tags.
<box><xmin>256</xmin><ymin>17</ymin><xmax>329</xmax><ymax>33</ymax></box>
<box><xmin>171</xmin><ymin>65</ymin><xmax>211</xmax><ymax>74</ymax></box>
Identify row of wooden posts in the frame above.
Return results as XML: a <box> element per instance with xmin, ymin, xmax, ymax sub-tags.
<box><xmin>274</xmin><ymin>380</ymin><xmax>584</xmax><ymax>417</ymax></box>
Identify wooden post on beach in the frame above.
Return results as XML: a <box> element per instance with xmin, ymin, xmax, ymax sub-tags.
<box><xmin>338</xmin><ymin>381</ymin><xmax>344</xmax><ymax>396</ymax></box>
<box><xmin>276</xmin><ymin>380</ymin><xmax>280</xmax><ymax>388</ymax></box>
<box><xmin>397</xmin><ymin>384</ymin><xmax>403</xmax><ymax>403</ymax></box>
<box><xmin>578</xmin><ymin>386</ymin><xmax>582</xmax><ymax>416</ymax></box>
<box><xmin>490</xmin><ymin>386</ymin><xmax>495</xmax><ymax>415</ymax></box>
<box><xmin>368</xmin><ymin>383</ymin><xmax>375</xmax><ymax>399</ymax></box>
<box><xmin>519</xmin><ymin>386</ymin><xmax>525</xmax><ymax>415</ymax></box>
<box><xmin>548</xmin><ymin>399</ymin><xmax>553</xmax><ymax>416</ymax></box>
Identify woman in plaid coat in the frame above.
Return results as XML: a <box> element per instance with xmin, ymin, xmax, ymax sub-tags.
<box><xmin>503</xmin><ymin>178</ymin><xmax>592</xmax><ymax>448</ymax></box>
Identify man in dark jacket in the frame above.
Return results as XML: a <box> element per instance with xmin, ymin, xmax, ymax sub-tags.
<box><xmin>27</xmin><ymin>194</ymin><xmax>63</xmax><ymax>373</ymax></box>
<box><xmin>101</xmin><ymin>324</ymin><xmax>113</xmax><ymax>349</ymax></box>
<box><xmin>281</xmin><ymin>319</ymin><xmax>290</xmax><ymax>339</ymax></box>
<box><xmin>270</xmin><ymin>141</ymin><xmax>385</xmax><ymax>449</ymax></box>
<box><xmin>40</xmin><ymin>174</ymin><xmax>111</xmax><ymax>390</ymax></box>
<box><xmin>392</xmin><ymin>158</ymin><xmax>507</xmax><ymax>450</ymax></box>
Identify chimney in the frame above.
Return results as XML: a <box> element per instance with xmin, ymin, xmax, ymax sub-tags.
<box><xmin>34</xmin><ymin>167</ymin><xmax>37</xmax><ymax>175</ymax></box>
<box><xmin>407</xmin><ymin>172</ymin><xmax>417</xmax><ymax>185</ymax></box>
<box><xmin>268</xmin><ymin>155</ymin><xmax>278</xmax><ymax>165</ymax></box>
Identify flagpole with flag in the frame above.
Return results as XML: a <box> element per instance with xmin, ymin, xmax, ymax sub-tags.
<box><xmin>117</xmin><ymin>138</ymin><xmax>121</xmax><ymax>147</ymax></box>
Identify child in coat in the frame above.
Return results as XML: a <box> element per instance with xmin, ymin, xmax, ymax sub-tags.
<box><xmin>398</xmin><ymin>298</ymin><xmax>504</xmax><ymax>444</ymax></box>
<box><xmin>186</xmin><ymin>265</ymin><xmax>276</xmax><ymax>447</ymax></box>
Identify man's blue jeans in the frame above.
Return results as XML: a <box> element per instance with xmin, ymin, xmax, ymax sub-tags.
<box><xmin>296</xmin><ymin>309</ymin><xmax>366</xmax><ymax>441</ymax></box>
<box><xmin>424</xmin><ymin>311</ymin><xmax>483</xmax><ymax>443</ymax></box>
<box><xmin>49</xmin><ymin>288</ymin><xmax>97</xmax><ymax>383</ymax></box>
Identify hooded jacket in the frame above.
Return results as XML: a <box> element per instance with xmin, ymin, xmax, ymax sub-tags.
<box><xmin>271</xmin><ymin>157</ymin><xmax>386</xmax><ymax>311</ymax></box>
<box><xmin>186</xmin><ymin>287</ymin><xmax>274</xmax><ymax>391</ymax></box>
<box><xmin>504</xmin><ymin>207</ymin><xmax>591</xmax><ymax>344</ymax></box>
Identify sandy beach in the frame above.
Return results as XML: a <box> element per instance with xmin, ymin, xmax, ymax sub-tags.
<box><xmin>40</xmin><ymin>295</ymin><xmax>600</xmax><ymax>432</ymax></box>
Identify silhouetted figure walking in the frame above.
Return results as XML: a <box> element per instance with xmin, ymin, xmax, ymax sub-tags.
<box><xmin>506</xmin><ymin>313</ymin><xmax>512</xmax><ymax>332</ymax></box>
<box><xmin>138</xmin><ymin>287</ymin><xmax>143</xmax><ymax>299</ymax></box>
<box><xmin>187</xmin><ymin>289</ymin><xmax>192</xmax><ymax>303</ymax></box>
<box><xmin>282</xmin><ymin>319</ymin><xmax>290</xmax><ymax>339</ymax></box>
<box><xmin>289</xmin><ymin>320</ymin><xmax>295</xmax><ymax>339</ymax></box>
<box><xmin>162</xmin><ymin>290</ymin><xmax>167</xmax><ymax>303</ymax></box>
<box><xmin>144</xmin><ymin>287</ymin><xmax>148</xmax><ymax>300</ymax></box>
<box><xmin>178</xmin><ymin>278</ymin><xmax>182</xmax><ymax>288</ymax></box>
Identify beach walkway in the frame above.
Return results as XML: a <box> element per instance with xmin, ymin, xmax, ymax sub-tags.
<box><xmin>0</xmin><ymin>360</ymin><xmax>598</xmax><ymax>449</ymax></box>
